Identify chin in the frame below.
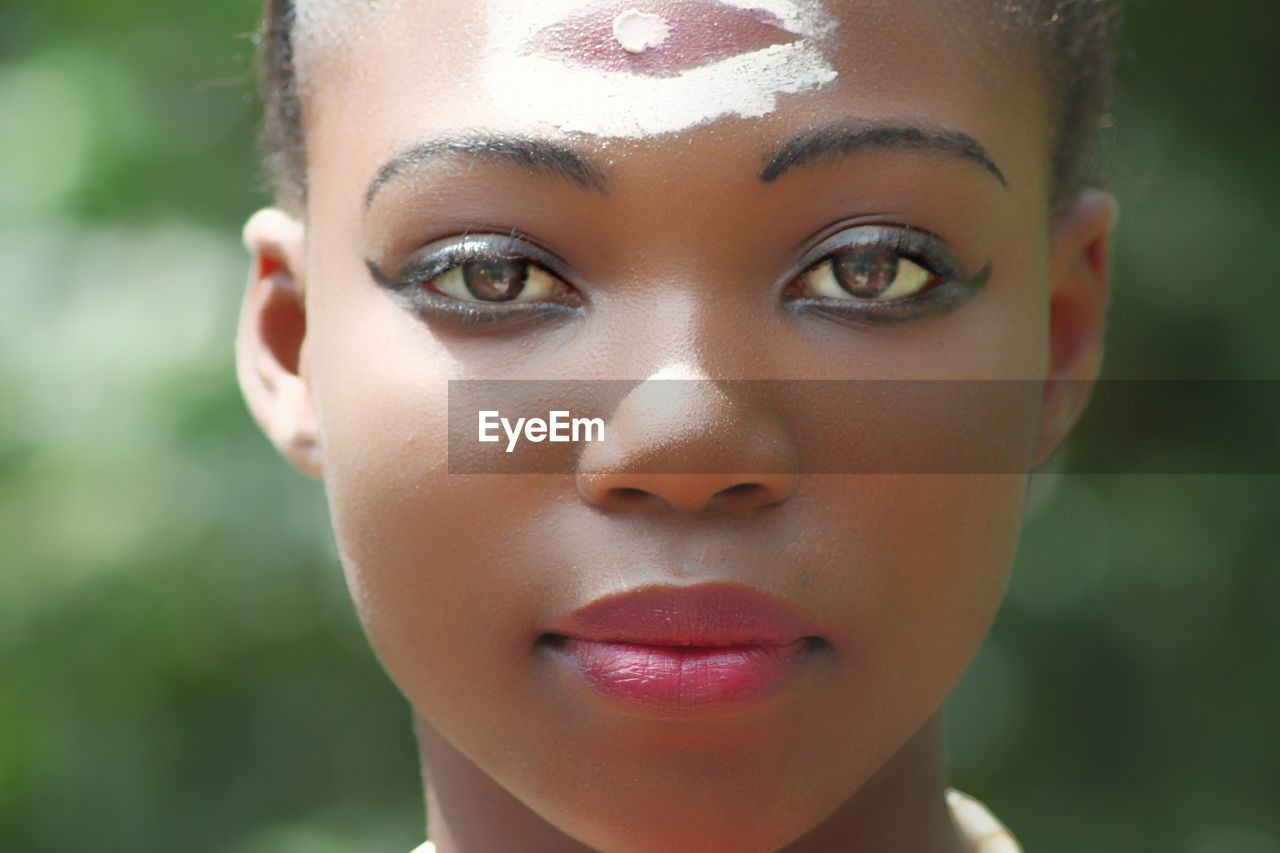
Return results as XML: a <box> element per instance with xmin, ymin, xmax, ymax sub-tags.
<box><xmin>545</xmin><ymin>805</ymin><xmax>812</xmax><ymax>853</ymax></box>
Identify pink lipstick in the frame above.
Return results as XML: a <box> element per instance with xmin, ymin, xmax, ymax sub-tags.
<box><xmin>539</xmin><ymin>582</ymin><xmax>825</xmax><ymax>713</ymax></box>
<box><xmin>527</xmin><ymin>1</ymin><xmax>796</xmax><ymax>76</ymax></box>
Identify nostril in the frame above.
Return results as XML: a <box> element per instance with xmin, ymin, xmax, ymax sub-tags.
<box><xmin>580</xmin><ymin>473</ymin><xmax>797</xmax><ymax>514</ymax></box>
<box><xmin>615</xmin><ymin>487</ymin><xmax>649</xmax><ymax>501</ymax></box>
<box><xmin>609</xmin><ymin>487</ymin><xmax>663</xmax><ymax>509</ymax></box>
<box><xmin>717</xmin><ymin>482</ymin><xmax>766</xmax><ymax>499</ymax></box>
<box><xmin>712</xmin><ymin>481</ymin><xmax>793</xmax><ymax>510</ymax></box>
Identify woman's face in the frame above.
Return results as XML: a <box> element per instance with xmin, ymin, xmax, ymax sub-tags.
<box><xmin>241</xmin><ymin>0</ymin><xmax>1108</xmax><ymax>849</ymax></box>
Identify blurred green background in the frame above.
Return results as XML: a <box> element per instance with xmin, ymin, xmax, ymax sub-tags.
<box><xmin>1</xmin><ymin>1</ymin><xmax>1276</xmax><ymax>851</ymax></box>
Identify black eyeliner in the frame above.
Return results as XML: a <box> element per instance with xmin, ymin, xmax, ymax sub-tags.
<box><xmin>796</xmin><ymin>225</ymin><xmax>964</xmax><ymax>281</ymax></box>
<box><xmin>788</xmin><ymin>262</ymin><xmax>992</xmax><ymax>326</ymax></box>
<box><xmin>364</xmin><ymin>234</ymin><xmax>582</xmax><ymax>327</ymax></box>
<box><xmin>783</xmin><ymin>224</ymin><xmax>990</xmax><ymax>325</ymax></box>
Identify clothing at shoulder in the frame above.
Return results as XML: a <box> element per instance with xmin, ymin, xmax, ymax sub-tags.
<box><xmin>410</xmin><ymin>788</ymin><xmax>1022</xmax><ymax>853</ymax></box>
<box><xmin>946</xmin><ymin>788</ymin><xmax>1023</xmax><ymax>852</ymax></box>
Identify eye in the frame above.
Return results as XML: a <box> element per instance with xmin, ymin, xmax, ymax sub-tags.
<box><xmin>782</xmin><ymin>224</ymin><xmax>990</xmax><ymax>323</ymax></box>
<box><xmin>429</xmin><ymin>257</ymin><xmax>566</xmax><ymax>303</ymax></box>
<box><xmin>367</xmin><ymin>234</ymin><xmax>584</xmax><ymax>326</ymax></box>
<box><xmin>797</xmin><ymin>249</ymin><xmax>938</xmax><ymax>303</ymax></box>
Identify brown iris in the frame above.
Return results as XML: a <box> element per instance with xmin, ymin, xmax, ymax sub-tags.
<box><xmin>833</xmin><ymin>251</ymin><xmax>900</xmax><ymax>299</ymax></box>
<box><xmin>461</xmin><ymin>259</ymin><xmax>528</xmax><ymax>301</ymax></box>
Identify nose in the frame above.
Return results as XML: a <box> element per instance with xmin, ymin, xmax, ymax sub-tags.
<box><xmin>578</xmin><ymin>471</ymin><xmax>797</xmax><ymax>513</ymax></box>
<box><xmin>575</xmin><ymin>377</ymin><xmax>799</xmax><ymax>513</ymax></box>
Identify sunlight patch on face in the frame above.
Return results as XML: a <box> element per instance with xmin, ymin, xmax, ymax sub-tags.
<box><xmin>648</xmin><ymin>362</ymin><xmax>708</xmax><ymax>382</ymax></box>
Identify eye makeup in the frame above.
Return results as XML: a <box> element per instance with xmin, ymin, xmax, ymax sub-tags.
<box><xmin>366</xmin><ymin>225</ymin><xmax>989</xmax><ymax>332</ymax></box>
<box><xmin>782</xmin><ymin>225</ymin><xmax>992</xmax><ymax>325</ymax></box>
<box><xmin>365</xmin><ymin>234</ymin><xmax>584</xmax><ymax>329</ymax></box>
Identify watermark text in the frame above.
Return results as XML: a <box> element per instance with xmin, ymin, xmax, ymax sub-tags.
<box><xmin>478</xmin><ymin>410</ymin><xmax>606</xmax><ymax>453</ymax></box>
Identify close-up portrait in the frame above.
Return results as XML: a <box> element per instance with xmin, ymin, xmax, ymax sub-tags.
<box><xmin>2</xmin><ymin>1</ymin><xmax>1277</xmax><ymax>852</ymax></box>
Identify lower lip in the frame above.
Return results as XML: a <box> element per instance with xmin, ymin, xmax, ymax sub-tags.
<box><xmin>544</xmin><ymin>636</ymin><xmax>815</xmax><ymax>712</ymax></box>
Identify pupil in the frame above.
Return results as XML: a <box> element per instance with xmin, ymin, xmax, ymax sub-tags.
<box><xmin>834</xmin><ymin>252</ymin><xmax>898</xmax><ymax>298</ymax></box>
<box><xmin>463</xmin><ymin>259</ymin><xmax>529</xmax><ymax>302</ymax></box>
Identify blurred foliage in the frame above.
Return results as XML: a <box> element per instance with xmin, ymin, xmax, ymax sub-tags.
<box><xmin>1</xmin><ymin>0</ymin><xmax>1277</xmax><ymax>851</ymax></box>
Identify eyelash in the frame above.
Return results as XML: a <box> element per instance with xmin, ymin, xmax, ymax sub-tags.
<box><xmin>783</xmin><ymin>224</ymin><xmax>990</xmax><ymax>324</ymax></box>
<box><xmin>366</xmin><ymin>235</ymin><xmax>582</xmax><ymax>327</ymax></box>
<box><xmin>367</xmin><ymin>226</ymin><xmax>988</xmax><ymax>327</ymax></box>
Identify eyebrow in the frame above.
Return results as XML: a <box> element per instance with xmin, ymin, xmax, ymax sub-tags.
<box><xmin>760</xmin><ymin>119</ymin><xmax>1009</xmax><ymax>187</ymax></box>
<box><xmin>364</xmin><ymin>119</ymin><xmax>1008</xmax><ymax>211</ymax></box>
<box><xmin>364</xmin><ymin>133</ymin><xmax>610</xmax><ymax>210</ymax></box>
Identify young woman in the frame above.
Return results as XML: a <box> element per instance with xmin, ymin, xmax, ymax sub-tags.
<box><xmin>236</xmin><ymin>1</ymin><xmax>1121</xmax><ymax>850</ymax></box>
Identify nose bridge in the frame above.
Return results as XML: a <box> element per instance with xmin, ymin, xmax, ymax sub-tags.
<box><xmin>594</xmin><ymin>167</ymin><xmax>774</xmax><ymax>378</ymax></box>
<box><xmin>575</xmin><ymin>375</ymin><xmax>800</xmax><ymax>513</ymax></box>
<box><xmin>593</xmin><ymin>270</ymin><xmax>775</xmax><ymax>384</ymax></box>
<box><xmin>573</xmin><ymin>185</ymin><xmax>794</xmax><ymax>510</ymax></box>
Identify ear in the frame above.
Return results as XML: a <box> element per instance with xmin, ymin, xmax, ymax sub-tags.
<box><xmin>236</xmin><ymin>207</ymin><xmax>322</xmax><ymax>478</ymax></box>
<box><xmin>1032</xmin><ymin>190</ymin><xmax>1120</xmax><ymax>467</ymax></box>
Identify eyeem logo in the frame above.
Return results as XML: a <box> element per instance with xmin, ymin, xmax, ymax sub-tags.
<box><xmin>478</xmin><ymin>410</ymin><xmax>606</xmax><ymax>453</ymax></box>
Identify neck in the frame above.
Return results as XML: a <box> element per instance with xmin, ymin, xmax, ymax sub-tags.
<box><xmin>416</xmin><ymin>709</ymin><xmax>970</xmax><ymax>853</ymax></box>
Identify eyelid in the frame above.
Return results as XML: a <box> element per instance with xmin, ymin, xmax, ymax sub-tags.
<box><xmin>788</xmin><ymin>223</ymin><xmax>967</xmax><ymax>285</ymax></box>
<box><xmin>384</xmin><ymin>232</ymin><xmax>575</xmax><ymax>292</ymax></box>
<box><xmin>365</xmin><ymin>232</ymin><xmax>586</xmax><ymax>329</ymax></box>
<box><xmin>780</xmin><ymin>223</ymin><xmax>990</xmax><ymax>325</ymax></box>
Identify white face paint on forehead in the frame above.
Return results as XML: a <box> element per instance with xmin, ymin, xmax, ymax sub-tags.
<box><xmin>481</xmin><ymin>0</ymin><xmax>840</xmax><ymax>139</ymax></box>
<box><xmin>613</xmin><ymin>10</ymin><xmax>672</xmax><ymax>53</ymax></box>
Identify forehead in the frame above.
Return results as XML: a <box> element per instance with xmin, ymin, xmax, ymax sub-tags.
<box><xmin>299</xmin><ymin>0</ymin><xmax>1050</xmax><ymax>211</ymax></box>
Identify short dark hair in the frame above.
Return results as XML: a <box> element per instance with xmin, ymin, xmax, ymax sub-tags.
<box><xmin>255</xmin><ymin>0</ymin><xmax>1123</xmax><ymax>215</ymax></box>
<box><xmin>257</xmin><ymin>0</ymin><xmax>305</xmax><ymax>214</ymax></box>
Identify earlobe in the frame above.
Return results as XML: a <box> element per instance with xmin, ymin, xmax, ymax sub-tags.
<box><xmin>236</xmin><ymin>208</ymin><xmax>323</xmax><ymax>478</ymax></box>
<box><xmin>1033</xmin><ymin>190</ymin><xmax>1120</xmax><ymax>468</ymax></box>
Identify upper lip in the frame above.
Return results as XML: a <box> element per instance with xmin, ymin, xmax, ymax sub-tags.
<box><xmin>542</xmin><ymin>582</ymin><xmax>825</xmax><ymax>646</ymax></box>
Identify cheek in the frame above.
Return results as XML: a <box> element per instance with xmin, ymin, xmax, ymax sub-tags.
<box><xmin>812</xmin><ymin>473</ymin><xmax>1025</xmax><ymax>679</ymax></box>
<box><xmin>304</xmin><ymin>282</ymin><xmax>560</xmax><ymax>736</ymax></box>
<box><xmin>305</xmin><ymin>281</ymin><xmax>462</xmax><ymax>663</ymax></box>
<box><xmin>791</xmin><ymin>471</ymin><xmax>1026</xmax><ymax>744</ymax></box>
<box><xmin>327</xmin><ymin>469</ymin><xmax>553</xmax><ymax>718</ymax></box>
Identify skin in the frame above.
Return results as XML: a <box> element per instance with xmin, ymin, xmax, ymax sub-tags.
<box><xmin>237</xmin><ymin>1</ymin><xmax>1118</xmax><ymax>850</ymax></box>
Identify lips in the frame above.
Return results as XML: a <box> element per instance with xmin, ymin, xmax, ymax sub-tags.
<box><xmin>539</xmin><ymin>582</ymin><xmax>826</xmax><ymax>712</ymax></box>
<box><xmin>527</xmin><ymin>1</ymin><xmax>797</xmax><ymax>76</ymax></box>
<box><xmin>543</xmin><ymin>581</ymin><xmax>824</xmax><ymax>645</ymax></box>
